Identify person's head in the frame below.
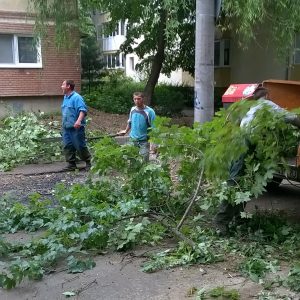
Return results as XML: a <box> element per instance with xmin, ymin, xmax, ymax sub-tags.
<box><xmin>133</xmin><ymin>92</ymin><xmax>145</xmax><ymax>108</ymax></box>
<box><xmin>252</xmin><ymin>87</ymin><xmax>269</xmax><ymax>100</ymax></box>
<box><xmin>61</xmin><ymin>80</ymin><xmax>75</xmax><ymax>95</ymax></box>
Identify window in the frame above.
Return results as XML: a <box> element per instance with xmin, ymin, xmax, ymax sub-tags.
<box><xmin>294</xmin><ymin>34</ymin><xmax>300</xmax><ymax>64</ymax></box>
<box><xmin>120</xmin><ymin>21</ymin><xmax>125</xmax><ymax>36</ymax></box>
<box><xmin>214</xmin><ymin>39</ymin><xmax>230</xmax><ymax>67</ymax></box>
<box><xmin>103</xmin><ymin>53</ymin><xmax>125</xmax><ymax>69</ymax></box>
<box><xmin>0</xmin><ymin>34</ymin><xmax>42</xmax><ymax>68</ymax></box>
<box><xmin>96</xmin><ymin>25</ymin><xmax>102</xmax><ymax>40</ymax></box>
<box><xmin>129</xmin><ymin>57</ymin><xmax>134</xmax><ymax>71</ymax></box>
<box><xmin>101</xmin><ymin>21</ymin><xmax>126</xmax><ymax>38</ymax></box>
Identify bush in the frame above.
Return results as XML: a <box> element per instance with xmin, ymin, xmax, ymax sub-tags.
<box><xmin>83</xmin><ymin>73</ymin><xmax>192</xmax><ymax>116</ymax></box>
<box><xmin>152</xmin><ymin>85</ymin><xmax>193</xmax><ymax>116</ymax></box>
<box><xmin>83</xmin><ymin>71</ymin><xmax>145</xmax><ymax>114</ymax></box>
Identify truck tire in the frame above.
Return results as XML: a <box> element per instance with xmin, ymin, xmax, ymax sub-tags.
<box><xmin>265</xmin><ymin>176</ymin><xmax>283</xmax><ymax>192</ymax></box>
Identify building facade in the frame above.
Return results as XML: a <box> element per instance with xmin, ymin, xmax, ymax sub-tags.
<box><xmin>92</xmin><ymin>11</ymin><xmax>300</xmax><ymax>92</ymax></box>
<box><xmin>0</xmin><ymin>0</ymin><xmax>81</xmax><ymax>117</ymax></box>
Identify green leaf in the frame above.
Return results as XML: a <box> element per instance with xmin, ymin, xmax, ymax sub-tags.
<box><xmin>62</xmin><ymin>291</ymin><xmax>76</xmax><ymax>297</ymax></box>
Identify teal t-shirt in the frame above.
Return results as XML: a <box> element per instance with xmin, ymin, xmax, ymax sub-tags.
<box><xmin>128</xmin><ymin>106</ymin><xmax>155</xmax><ymax>141</ymax></box>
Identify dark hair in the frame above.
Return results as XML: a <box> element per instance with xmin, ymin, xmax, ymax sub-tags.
<box><xmin>65</xmin><ymin>80</ymin><xmax>75</xmax><ymax>90</ymax></box>
<box><xmin>133</xmin><ymin>91</ymin><xmax>144</xmax><ymax>98</ymax></box>
<box><xmin>253</xmin><ymin>87</ymin><xmax>268</xmax><ymax>100</ymax></box>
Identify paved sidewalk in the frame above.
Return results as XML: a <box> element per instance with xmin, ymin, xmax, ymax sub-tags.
<box><xmin>2</xmin><ymin>136</ymin><xmax>131</xmax><ymax>176</ymax></box>
<box><xmin>3</xmin><ymin>161</ymin><xmax>87</xmax><ymax>176</ymax></box>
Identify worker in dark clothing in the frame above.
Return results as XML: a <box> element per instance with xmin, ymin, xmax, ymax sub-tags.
<box><xmin>61</xmin><ymin>80</ymin><xmax>91</xmax><ymax>171</ymax></box>
<box><xmin>214</xmin><ymin>87</ymin><xmax>300</xmax><ymax>235</ymax></box>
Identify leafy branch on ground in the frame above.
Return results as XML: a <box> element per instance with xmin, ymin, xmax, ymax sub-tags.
<box><xmin>0</xmin><ymin>113</ymin><xmax>61</xmax><ymax>171</ymax></box>
<box><xmin>0</xmin><ymin>101</ymin><xmax>299</xmax><ymax>293</ymax></box>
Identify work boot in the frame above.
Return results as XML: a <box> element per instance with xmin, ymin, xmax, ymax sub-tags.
<box><xmin>212</xmin><ymin>220</ymin><xmax>229</xmax><ymax>236</ymax></box>
<box><xmin>62</xmin><ymin>163</ymin><xmax>77</xmax><ymax>172</ymax></box>
<box><xmin>64</xmin><ymin>145</ymin><xmax>76</xmax><ymax>164</ymax></box>
<box><xmin>78</xmin><ymin>147</ymin><xmax>91</xmax><ymax>163</ymax></box>
<box><xmin>85</xmin><ymin>160</ymin><xmax>92</xmax><ymax>171</ymax></box>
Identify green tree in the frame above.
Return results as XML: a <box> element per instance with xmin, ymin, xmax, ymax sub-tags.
<box><xmin>221</xmin><ymin>0</ymin><xmax>300</xmax><ymax>56</ymax></box>
<box><xmin>81</xmin><ymin>32</ymin><xmax>103</xmax><ymax>89</ymax></box>
<box><xmin>29</xmin><ymin>0</ymin><xmax>195</xmax><ymax>104</ymax></box>
<box><xmin>30</xmin><ymin>0</ymin><xmax>300</xmax><ymax>107</ymax></box>
<box><xmin>196</xmin><ymin>0</ymin><xmax>300</xmax><ymax>123</ymax></box>
<box><xmin>86</xmin><ymin>0</ymin><xmax>196</xmax><ymax>104</ymax></box>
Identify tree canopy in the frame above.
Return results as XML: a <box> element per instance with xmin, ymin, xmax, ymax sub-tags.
<box><xmin>221</xmin><ymin>0</ymin><xmax>300</xmax><ymax>56</ymax></box>
<box><xmin>29</xmin><ymin>0</ymin><xmax>300</xmax><ymax>102</ymax></box>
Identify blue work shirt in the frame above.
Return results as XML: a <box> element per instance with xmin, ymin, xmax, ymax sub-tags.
<box><xmin>61</xmin><ymin>91</ymin><xmax>87</xmax><ymax>129</ymax></box>
<box><xmin>128</xmin><ymin>106</ymin><xmax>156</xmax><ymax>141</ymax></box>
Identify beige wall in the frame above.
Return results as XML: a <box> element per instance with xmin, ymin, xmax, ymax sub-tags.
<box><xmin>0</xmin><ymin>96</ymin><xmax>61</xmax><ymax>118</ymax></box>
<box><xmin>0</xmin><ymin>0</ymin><xmax>28</xmax><ymax>12</ymax></box>
<box><xmin>230</xmin><ymin>29</ymin><xmax>287</xmax><ymax>84</ymax></box>
<box><xmin>289</xmin><ymin>65</ymin><xmax>300</xmax><ymax>80</ymax></box>
<box><xmin>215</xmin><ymin>68</ymin><xmax>231</xmax><ymax>87</ymax></box>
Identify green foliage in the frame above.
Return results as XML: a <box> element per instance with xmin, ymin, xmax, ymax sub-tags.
<box><xmin>208</xmin><ymin>286</ymin><xmax>240</xmax><ymax>300</ymax></box>
<box><xmin>0</xmin><ymin>259</ymin><xmax>44</xmax><ymax>289</ymax></box>
<box><xmin>240</xmin><ymin>257</ymin><xmax>280</xmax><ymax>282</ymax></box>
<box><xmin>0</xmin><ymin>134</ymin><xmax>173</xmax><ymax>288</ymax></box>
<box><xmin>29</xmin><ymin>0</ymin><xmax>95</xmax><ymax>49</ymax></box>
<box><xmin>84</xmin><ymin>76</ymin><xmax>144</xmax><ymax>114</ymax></box>
<box><xmin>222</xmin><ymin>0</ymin><xmax>300</xmax><ymax>57</ymax></box>
<box><xmin>91</xmin><ymin>0</ymin><xmax>195</xmax><ymax>75</ymax></box>
<box><xmin>152</xmin><ymin>100</ymin><xmax>300</xmax><ymax>210</ymax></box>
<box><xmin>109</xmin><ymin>217</ymin><xmax>151</xmax><ymax>250</ymax></box>
<box><xmin>84</xmin><ymin>77</ymin><xmax>192</xmax><ymax>116</ymax></box>
<box><xmin>67</xmin><ymin>256</ymin><xmax>96</xmax><ymax>273</ymax></box>
<box><xmin>81</xmin><ymin>31</ymin><xmax>103</xmax><ymax>82</ymax></box>
<box><xmin>0</xmin><ymin>193</ymin><xmax>57</xmax><ymax>233</ymax></box>
<box><xmin>0</xmin><ymin>100</ymin><xmax>299</xmax><ymax>291</ymax></box>
<box><xmin>152</xmin><ymin>85</ymin><xmax>192</xmax><ymax>116</ymax></box>
<box><xmin>142</xmin><ymin>240</ymin><xmax>221</xmax><ymax>273</ymax></box>
<box><xmin>284</xmin><ymin>262</ymin><xmax>300</xmax><ymax>292</ymax></box>
<box><xmin>257</xmin><ymin>290</ymin><xmax>292</xmax><ymax>300</ymax></box>
<box><xmin>0</xmin><ymin>113</ymin><xmax>61</xmax><ymax>171</ymax></box>
<box><xmin>235</xmin><ymin>212</ymin><xmax>298</xmax><ymax>244</ymax></box>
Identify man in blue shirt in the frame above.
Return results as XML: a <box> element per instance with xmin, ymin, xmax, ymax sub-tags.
<box><xmin>118</xmin><ymin>92</ymin><xmax>156</xmax><ymax>161</ymax></box>
<box><xmin>61</xmin><ymin>80</ymin><xmax>91</xmax><ymax>171</ymax></box>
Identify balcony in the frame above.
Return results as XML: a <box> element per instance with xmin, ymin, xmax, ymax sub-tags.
<box><xmin>102</xmin><ymin>35</ymin><xmax>126</xmax><ymax>52</ymax></box>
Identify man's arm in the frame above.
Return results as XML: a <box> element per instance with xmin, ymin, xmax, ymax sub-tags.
<box><xmin>118</xmin><ymin>123</ymin><xmax>131</xmax><ymax>135</ymax></box>
<box><xmin>284</xmin><ymin>114</ymin><xmax>300</xmax><ymax>129</ymax></box>
<box><xmin>74</xmin><ymin>111</ymin><xmax>86</xmax><ymax>129</ymax></box>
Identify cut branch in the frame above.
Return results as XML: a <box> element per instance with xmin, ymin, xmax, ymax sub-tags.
<box><xmin>177</xmin><ymin>166</ymin><xmax>204</xmax><ymax>230</ymax></box>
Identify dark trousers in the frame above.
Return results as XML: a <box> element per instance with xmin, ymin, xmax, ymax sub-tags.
<box><xmin>213</xmin><ymin>152</ymin><xmax>247</xmax><ymax>228</ymax></box>
<box><xmin>62</xmin><ymin>127</ymin><xmax>91</xmax><ymax>165</ymax></box>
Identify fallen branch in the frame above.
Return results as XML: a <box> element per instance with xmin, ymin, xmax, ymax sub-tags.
<box><xmin>150</xmin><ymin>214</ymin><xmax>196</xmax><ymax>248</ymax></box>
<box><xmin>75</xmin><ymin>279</ymin><xmax>98</xmax><ymax>295</ymax></box>
<box><xmin>177</xmin><ymin>166</ymin><xmax>204</xmax><ymax>230</ymax></box>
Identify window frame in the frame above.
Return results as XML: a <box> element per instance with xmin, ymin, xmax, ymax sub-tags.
<box><xmin>0</xmin><ymin>34</ymin><xmax>42</xmax><ymax>68</ymax></box>
<box><xmin>214</xmin><ymin>38</ymin><xmax>230</xmax><ymax>68</ymax></box>
<box><xmin>103</xmin><ymin>52</ymin><xmax>125</xmax><ymax>69</ymax></box>
<box><xmin>293</xmin><ymin>34</ymin><xmax>300</xmax><ymax>65</ymax></box>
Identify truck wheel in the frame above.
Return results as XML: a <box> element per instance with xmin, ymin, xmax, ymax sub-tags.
<box><xmin>265</xmin><ymin>177</ymin><xmax>283</xmax><ymax>192</ymax></box>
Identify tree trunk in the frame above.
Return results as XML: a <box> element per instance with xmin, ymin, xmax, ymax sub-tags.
<box><xmin>143</xmin><ymin>10</ymin><xmax>167</xmax><ymax>106</ymax></box>
<box><xmin>194</xmin><ymin>0</ymin><xmax>215</xmax><ymax>123</ymax></box>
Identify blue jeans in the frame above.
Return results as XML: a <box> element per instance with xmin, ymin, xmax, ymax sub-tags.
<box><xmin>214</xmin><ymin>143</ymin><xmax>254</xmax><ymax>230</ymax></box>
<box><xmin>130</xmin><ymin>140</ymin><xmax>150</xmax><ymax>162</ymax></box>
<box><xmin>62</xmin><ymin>127</ymin><xmax>91</xmax><ymax>164</ymax></box>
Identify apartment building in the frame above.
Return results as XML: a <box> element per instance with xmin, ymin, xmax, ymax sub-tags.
<box><xmin>0</xmin><ymin>0</ymin><xmax>81</xmax><ymax>117</ymax></box>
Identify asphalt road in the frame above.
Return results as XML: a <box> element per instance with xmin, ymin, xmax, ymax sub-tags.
<box><xmin>247</xmin><ymin>180</ymin><xmax>300</xmax><ymax>221</ymax></box>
